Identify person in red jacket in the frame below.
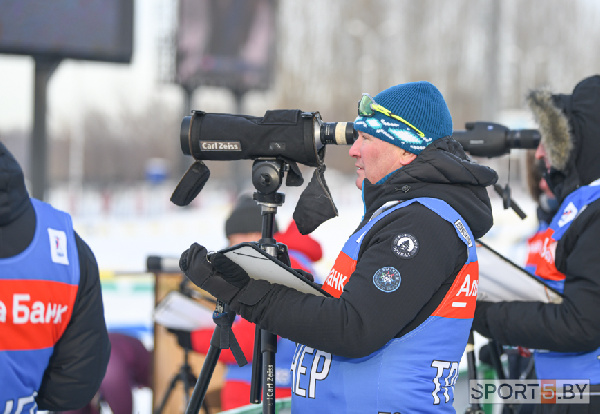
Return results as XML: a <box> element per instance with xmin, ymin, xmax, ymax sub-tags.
<box><xmin>172</xmin><ymin>194</ymin><xmax>323</xmax><ymax>411</ymax></box>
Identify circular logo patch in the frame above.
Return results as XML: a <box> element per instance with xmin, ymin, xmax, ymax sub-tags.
<box><xmin>373</xmin><ymin>267</ymin><xmax>402</xmax><ymax>293</ymax></box>
<box><xmin>392</xmin><ymin>233</ymin><xmax>419</xmax><ymax>259</ymax></box>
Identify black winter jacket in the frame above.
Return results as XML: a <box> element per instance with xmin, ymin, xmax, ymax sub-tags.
<box><xmin>0</xmin><ymin>142</ymin><xmax>110</xmax><ymax>411</ymax></box>
<box><xmin>474</xmin><ymin>75</ymin><xmax>600</xmax><ymax>354</ymax></box>
<box><xmin>226</xmin><ymin>137</ymin><xmax>497</xmax><ymax>358</ymax></box>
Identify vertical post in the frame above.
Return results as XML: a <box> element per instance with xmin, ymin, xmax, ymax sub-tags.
<box><xmin>30</xmin><ymin>57</ymin><xmax>60</xmax><ymax>201</ymax></box>
<box><xmin>69</xmin><ymin>119</ymin><xmax>85</xmax><ymax>214</ymax></box>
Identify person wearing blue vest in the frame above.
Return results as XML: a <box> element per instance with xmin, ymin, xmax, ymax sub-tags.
<box><xmin>179</xmin><ymin>81</ymin><xmax>498</xmax><ymax>413</ymax></box>
<box><xmin>0</xmin><ymin>141</ymin><xmax>110</xmax><ymax>413</ymax></box>
<box><xmin>473</xmin><ymin>75</ymin><xmax>600</xmax><ymax>413</ymax></box>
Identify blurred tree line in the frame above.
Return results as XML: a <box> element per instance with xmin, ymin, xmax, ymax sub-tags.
<box><xmin>2</xmin><ymin>98</ymin><xmax>183</xmax><ymax>187</ymax></box>
<box><xmin>2</xmin><ymin>0</ymin><xmax>600</xmax><ymax>188</ymax></box>
<box><xmin>274</xmin><ymin>0</ymin><xmax>600</xmax><ymax>122</ymax></box>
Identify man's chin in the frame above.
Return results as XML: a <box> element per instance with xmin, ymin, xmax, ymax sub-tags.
<box><xmin>356</xmin><ymin>176</ymin><xmax>364</xmax><ymax>190</ymax></box>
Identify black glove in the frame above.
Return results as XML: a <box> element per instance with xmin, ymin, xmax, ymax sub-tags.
<box><xmin>294</xmin><ymin>268</ymin><xmax>314</xmax><ymax>282</ymax></box>
<box><xmin>472</xmin><ymin>300</ymin><xmax>494</xmax><ymax>339</ymax></box>
<box><xmin>211</xmin><ymin>253</ymin><xmax>250</xmax><ymax>289</ymax></box>
<box><xmin>168</xmin><ymin>328</ymin><xmax>193</xmax><ymax>350</ymax></box>
<box><xmin>179</xmin><ymin>243</ymin><xmax>216</xmax><ymax>284</ymax></box>
<box><xmin>179</xmin><ymin>243</ymin><xmax>249</xmax><ymax>303</ymax></box>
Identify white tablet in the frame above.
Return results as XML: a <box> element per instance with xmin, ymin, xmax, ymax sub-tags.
<box><xmin>477</xmin><ymin>241</ymin><xmax>562</xmax><ymax>304</ymax></box>
<box><xmin>220</xmin><ymin>242</ymin><xmax>331</xmax><ymax>297</ymax></box>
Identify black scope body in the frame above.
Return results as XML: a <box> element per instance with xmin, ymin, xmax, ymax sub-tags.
<box><xmin>180</xmin><ymin>109</ymin><xmax>357</xmax><ymax>167</ymax></box>
<box><xmin>452</xmin><ymin>121</ymin><xmax>541</xmax><ymax>158</ymax></box>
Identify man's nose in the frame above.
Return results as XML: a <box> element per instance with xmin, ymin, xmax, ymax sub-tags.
<box><xmin>349</xmin><ymin>136</ymin><xmax>361</xmax><ymax>157</ymax></box>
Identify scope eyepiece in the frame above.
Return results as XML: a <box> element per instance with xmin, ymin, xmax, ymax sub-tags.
<box><xmin>319</xmin><ymin>122</ymin><xmax>357</xmax><ymax>146</ymax></box>
<box><xmin>180</xmin><ymin>115</ymin><xmax>193</xmax><ymax>156</ymax></box>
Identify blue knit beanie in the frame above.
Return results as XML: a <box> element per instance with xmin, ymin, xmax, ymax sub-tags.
<box><xmin>354</xmin><ymin>81</ymin><xmax>453</xmax><ymax>154</ymax></box>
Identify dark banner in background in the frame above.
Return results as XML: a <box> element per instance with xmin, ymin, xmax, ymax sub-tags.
<box><xmin>0</xmin><ymin>0</ymin><xmax>133</xmax><ymax>63</ymax></box>
<box><xmin>176</xmin><ymin>0</ymin><xmax>277</xmax><ymax>92</ymax></box>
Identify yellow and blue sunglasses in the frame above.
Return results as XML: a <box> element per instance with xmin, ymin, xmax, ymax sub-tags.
<box><xmin>357</xmin><ymin>93</ymin><xmax>425</xmax><ymax>138</ymax></box>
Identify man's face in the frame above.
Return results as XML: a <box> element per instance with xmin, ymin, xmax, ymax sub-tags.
<box><xmin>349</xmin><ymin>131</ymin><xmax>416</xmax><ymax>190</ymax></box>
<box><xmin>535</xmin><ymin>142</ymin><xmax>552</xmax><ymax>171</ymax></box>
<box><xmin>539</xmin><ymin>177</ymin><xmax>555</xmax><ymax>199</ymax></box>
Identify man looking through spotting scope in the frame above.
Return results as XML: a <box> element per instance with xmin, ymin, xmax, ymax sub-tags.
<box><xmin>179</xmin><ymin>81</ymin><xmax>498</xmax><ymax>413</ymax></box>
<box><xmin>473</xmin><ymin>75</ymin><xmax>600</xmax><ymax>413</ymax></box>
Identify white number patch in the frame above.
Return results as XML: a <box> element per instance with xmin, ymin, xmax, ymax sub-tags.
<box><xmin>291</xmin><ymin>344</ymin><xmax>331</xmax><ymax>399</ymax></box>
<box><xmin>431</xmin><ymin>360</ymin><xmax>459</xmax><ymax>404</ymax></box>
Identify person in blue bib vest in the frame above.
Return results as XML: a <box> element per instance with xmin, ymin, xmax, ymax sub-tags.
<box><xmin>473</xmin><ymin>75</ymin><xmax>600</xmax><ymax>413</ymax></box>
<box><xmin>179</xmin><ymin>81</ymin><xmax>498</xmax><ymax>413</ymax></box>
<box><xmin>0</xmin><ymin>141</ymin><xmax>110</xmax><ymax>413</ymax></box>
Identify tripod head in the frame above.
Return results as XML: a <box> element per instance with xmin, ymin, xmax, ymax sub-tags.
<box><xmin>252</xmin><ymin>159</ymin><xmax>287</xmax><ymax>196</ymax></box>
<box><xmin>251</xmin><ymin>159</ymin><xmax>286</xmax><ymax>246</ymax></box>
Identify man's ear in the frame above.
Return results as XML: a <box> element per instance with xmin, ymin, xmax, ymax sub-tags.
<box><xmin>399</xmin><ymin>150</ymin><xmax>417</xmax><ymax>166</ymax></box>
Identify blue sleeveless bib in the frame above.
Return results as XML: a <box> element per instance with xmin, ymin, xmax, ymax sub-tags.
<box><xmin>531</xmin><ymin>180</ymin><xmax>600</xmax><ymax>384</ymax></box>
<box><xmin>291</xmin><ymin>198</ymin><xmax>478</xmax><ymax>413</ymax></box>
<box><xmin>0</xmin><ymin>199</ymin><xmax>80</xmax><ymax>413</ymax></box>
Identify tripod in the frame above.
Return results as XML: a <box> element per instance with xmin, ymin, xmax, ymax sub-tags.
<box><xmin>154</xmin><ymin>277</ymin><xmax>211</xmax><ymax>414</ymax></box>
<box><xmin>149</xmin><ymin>274</ymin><xmax>209</xmax><ymax>414</ymax></box>
<box><xmin>154</xmin><ymin>344</ymin><xmax>204</xmax><ymax>414</ymax></box>
<box><xmin>186</xmin><ymin>159</ymin><xmax>288</xmax><ymax>414</ymax></box>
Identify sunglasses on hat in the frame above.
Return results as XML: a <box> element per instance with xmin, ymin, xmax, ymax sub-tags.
<box><xmin>357</xmin><ymin>93</ymin><xmax>425</xmax><ymax>138</ymax></box>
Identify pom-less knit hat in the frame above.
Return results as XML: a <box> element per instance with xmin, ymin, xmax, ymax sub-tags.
<box><xmin>225</xmin><ymin>194</ymin><xmax>278</xmax><ymax>237</ymax></box>
<box><xmin>354</xmin><ymin>81</ymin><xmax>453</xmax><ymax>154</ymax></box>
<box><xmin>0</xmin><ymin>141</ymin><xmax>30</xmax><ymax>226</ymax></box>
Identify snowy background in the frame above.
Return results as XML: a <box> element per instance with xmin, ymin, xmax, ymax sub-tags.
<box><xmin>51</xmin><ymin>171</ymin><xmax>538</xmax><ymax>279</ymax></box>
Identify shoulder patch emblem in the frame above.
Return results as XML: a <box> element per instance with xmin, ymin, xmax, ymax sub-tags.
<box><xmin>392</xmin><ymin>233</ymin><xmax>419</xmax><ymax>259</ymax></box>
<box><xmin>373</xmin><ymin>267</ymin><xmax>402</xmax><ymax>292</ymax></box>
<box><xmin>48</xmin><ymin>228</ymin><xmax>69</xmax><ymax>265</ymax></box>
<box><xmin>453</xmin><ymin>219</ymin><xmax>473</xmax><ymax>247</ymax></box>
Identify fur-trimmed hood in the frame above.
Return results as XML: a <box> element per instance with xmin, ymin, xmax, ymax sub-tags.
<box><xmin>526</xmin><ymin>75</ymin><xmax>600</xmax><ymax>201</ymax></box>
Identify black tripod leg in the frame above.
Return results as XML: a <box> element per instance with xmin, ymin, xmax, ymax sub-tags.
<box><xmin>261</xmin><ymin>330</ymin><xmax>278</xmax><ymax>413</ymax></box>
<box><xmin>250</xmin><ymin>324</ymin><xmax>263</xmax><ymax>404</ymax></box>
<box><xmin>185</xmin><ymin>301</ymin><xmax>247</xmax><ymax>414</ymax></box>
<box><xmin>154</xmin><ymin>371</ymin><xmax>182</xmax><ymax>414</ymax></box>
<box><xmin>181</xmin><ymin>355</ymin><xmax>200</xmax><ymax>410</ymax></box>
<box><xmin>185</xmin><ymin>330</ymin><xmax>222</xmax><ymax>414</ymax></box>
<box><xmin>155</xmin><ymin>350</ymin><xmax>205</xmax><ymax>414</ymax></box>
